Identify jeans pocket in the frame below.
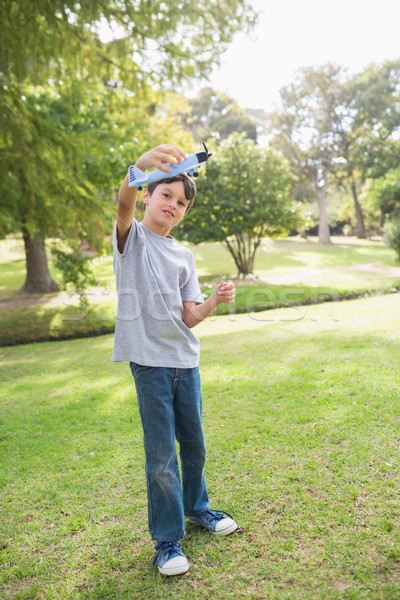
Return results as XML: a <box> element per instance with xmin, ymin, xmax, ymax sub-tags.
<box><xmin>129</xmin><ymin>361</ymin><xmax>156</xmax><ymax>379</ymax></box>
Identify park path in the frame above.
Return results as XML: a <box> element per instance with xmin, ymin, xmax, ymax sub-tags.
<box><xmin>2</xmin><ymin>261</ymin><xmax>400</xmax><ymax>310</ymax></box>
<box><xmin>0</xmin><ymin>290</ymin><xmax>118</xmax><ymax>310</ymax></box>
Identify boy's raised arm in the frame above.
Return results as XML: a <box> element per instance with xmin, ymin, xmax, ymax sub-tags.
<box><xmin>116</xmin><ymin>144</ymin><xmax>187</xmax><ymax>252</ymax></box>
<box><xmin>116</xmin><ymin>174</ymin><xmax>139</xmax><ymax>252</ymax></box>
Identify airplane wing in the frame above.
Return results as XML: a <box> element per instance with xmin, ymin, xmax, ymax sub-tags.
<box><xmin>128</xmin><ymin>165</ymin><xmax>146</xmax><ymax>187</ymax></box>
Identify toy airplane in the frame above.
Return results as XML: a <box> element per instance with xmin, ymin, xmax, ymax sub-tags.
<box><xmin>128</xmin><ymin>143</ymin><xmax>212</xmax><ymax>190</ymax></box>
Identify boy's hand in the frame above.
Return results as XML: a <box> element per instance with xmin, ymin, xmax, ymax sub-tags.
<box><xmin>135</xmin><ymin>144</ymin><xmax>187</xmax><ymax>174</ymax></box>
<box><xmin>182</xmin><ymin>281</ymin><xmax>236</xmax><ymax>328</ymax></box>
<box><xmin>213</xmin><ymin>281</ymin><xmax>236</xmax><ymax>305</ymax></box>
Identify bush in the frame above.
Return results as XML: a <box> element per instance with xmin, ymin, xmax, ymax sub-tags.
<box><xmin>50</xmin><ymin>241</ymin><xmax>98</xmax><ymax>312</ymax></box>
<box><xmin>384</xmin><ymin>220</ymin><xmax>400</xmax><ymax>260</ymax></box>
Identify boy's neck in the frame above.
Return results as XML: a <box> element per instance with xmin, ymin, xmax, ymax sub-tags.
<box><xmin>142</xmin><ymin>215</ymin><xmax>173</xmax><ymax>237</ymax></box>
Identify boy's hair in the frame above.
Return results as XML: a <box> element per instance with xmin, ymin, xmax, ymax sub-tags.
<box><xmin>146</xmin><ymin>173</ymin><xmax>196</xmax><ymax>212</ymax></box>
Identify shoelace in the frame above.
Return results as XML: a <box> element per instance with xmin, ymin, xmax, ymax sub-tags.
<box><xmin>153</xmin><ymin>541</ymin><xmax>182</xmax><ymax>565</ymax></box>
<box><xmin>202</xmin><ymin>508</ymin><xmax>233</xmax><ymax>522</ymax></box>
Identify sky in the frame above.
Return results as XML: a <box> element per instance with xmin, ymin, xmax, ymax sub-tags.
<box><xmin>203</xmin><ymin>0</ymin><xmax>400</xmax><ymax>111</ymax></box>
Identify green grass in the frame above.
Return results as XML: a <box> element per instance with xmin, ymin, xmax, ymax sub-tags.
<box><xmin>193</xmin><ymin>235</ymin><xmax>399</xmax><ymax>284</ymax></box>
<box><xmin>1</xmin><ymin>235</ymin><xmax>400</xmax><ymax>346</ymax></box>
<box><xmin>1</xmin><ymin>235</ymin><xmax>399</xmax><ymax>300</ymax></box>
<box><xmin>1</xmin><ymin>294</ymin><xmax>400</xmax><ymax>599</ymax></box>
<box><xmin>3</xmin><ymin>283</ymin><xmax>400</xmax><ymax>347</ymax></box>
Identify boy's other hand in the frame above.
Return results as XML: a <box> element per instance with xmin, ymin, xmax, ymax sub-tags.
<box><xmin>214</xmin><ymin>281</ymin><xmax>236</xmax><ymax>305</ymax></box>
<box><xmin>135</xmin><ymin>144</ymin><xmax>187</xmax><ymax>174</ymax></box>
<box><xmin>182</xmin><ymin>281</ymin><xmax>236</xmax><ymax>328</ymax></box>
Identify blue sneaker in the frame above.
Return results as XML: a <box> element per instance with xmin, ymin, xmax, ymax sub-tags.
<box><xmin>188</xmin><ymin>508</ymin><xmax>238</xmax><ymax>536</ymax></box>
<box><xmin>153</xmin><ymin>541</ymin><xmax>189</xmax><ymax>576</ymax></box>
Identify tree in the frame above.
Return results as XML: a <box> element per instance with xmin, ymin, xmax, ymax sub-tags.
<box><xmin>366</xmin><ymin>169</ymin><xmax>400</xmax><ymax>220</ymax></box>
<box><xmin>347</xmin><ymin>60</ymin><xmax>400</xmax><ymax>179</ymax></box>
<box><xmin>333</xmin><ymin>59</ymin><xmax>400</xmax><ymax>238</ymax></box>
<box><xmin>266</xmin><ymin>60</ymin><xmax>400</xmax><ymax>242</ymax></box>
<box><xmin>1</xmin><ymin>1</ymin><xmax>257</xmax><ymax>88</ymax></box>
<box><xmin>183</xmin><ymin>88</ymin><xmax>258</xmax><ymax>142</ymax></box>
<box><xmin>0</xmin><ymin>83</ymin><xmax>106</xmax><ymax>294</ymax></box>
<box><xmin>269</xmin><ymin>64</ymin><xmax>348</xmax><ymax>245</ymax></box>
<box><xmin>330</xmin><ymin>85</ymin><xmax>368</xmax><ymax>239</ymax></box>
<box><xmin>367</xmin><ymin>169</ymin><xmax>400</xmax><ymax>259</ymax></box>
<box><xmin>176</xmin><ymin>133</ymin><xmax>297</xmax><ymax>277</ymax></box>
<box><xmin>0</xmin><ymin>81</ymin><xmax>196</xmax><ymax>293</ymax></box>
<box><xmin>1</xmin><ymin>0</ymin><xmax>256</xmax><ymax>293</ymax></box>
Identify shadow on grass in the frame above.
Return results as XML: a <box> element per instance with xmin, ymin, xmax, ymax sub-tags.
<box><xmin>0</xmin><ymin>304</ymin><xmax>115</xmax><ymax>346</ymax></box>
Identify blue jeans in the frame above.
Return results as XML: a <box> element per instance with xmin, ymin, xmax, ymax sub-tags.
<box><xmin>129</xmin><ymin>363</ymin><xmax>210</xmax><ymax>542</ymax></box>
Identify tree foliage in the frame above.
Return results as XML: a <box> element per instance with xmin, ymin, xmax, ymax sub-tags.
<box><xmin>366</xmin><ymin>170</ymin><xmax>400</xmax><ymax>219</ymax></box>
<box><xmin>183</xmin><ymin>87</ymin><xmax>258</xmax><ymax>142</ymax></box>
<box><xmin>176</xmin><ymin>133</ymin><xmax>297</xmax><ymax>276</ymax></box>
<box><xmin>333</xmin><ymin>59</ymin><xmax>400</xmax><ymax>237</ymax></box>
<box><xmin>1</xmin><ymin>0</ymin><xmax>256</xmax><ymax>292</ymax></box>
<box><xmin>268</xmin><ymin>60</ymin><xmax>400</xmax><ymax>242</ymax></box>
<box><xmin>1</xmin><ymin>0</ymin><xmax>257</xmax><ymax>87</ymax></box>
<box><xmin>347</xmin><ymin>60</ymin><xmax>400</xmax><ymax>180</ymax></box>
<box><xmin>0</xmin><ymin>80</ymin><xmax>195</xmax><ymax>293</ymax></box>
<box><xmin>269</xmin><ymin>64</ymin><xmax>346</xmax><ymax>245</ymax></box>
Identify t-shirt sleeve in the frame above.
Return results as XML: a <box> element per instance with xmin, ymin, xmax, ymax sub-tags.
<box><xmin>113</xmin><ymin>219</ymin><xmax>138</xmax><ymax>258</ymax></box>
<box><xmin>181</xmin><ymin>254</ymin><xmax>204</xmax><ymax>304</ymax></box>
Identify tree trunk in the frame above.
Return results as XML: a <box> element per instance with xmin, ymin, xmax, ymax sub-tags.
<box><xmin>224</xmin><ymin>237</ymin><xmax>255</xmax><ymax>278</ymax></box>
<box><xmin>20</xmin><ymin>226</ymin><xmax>60</xmax><ymax>295</ymax></box>
<box><xmin>350</xmin><ymin>177</ymin><xmax>366</xmax><ymax>238</ymax></box>
<box><xmin>316</xmin><ymin>186</ymin><xmax>332</xmax><ymax>245</ymax></box>
<box><xmin>237</xmin><ymin>256</ymin><xmax>255</xmax><ymax>277</ymax></box>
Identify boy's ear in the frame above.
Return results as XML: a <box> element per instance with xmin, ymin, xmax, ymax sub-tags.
<box><xmin>143</xmin><ymin>188</ymin><xmax>149</xmax><ymax>206</ymax></box>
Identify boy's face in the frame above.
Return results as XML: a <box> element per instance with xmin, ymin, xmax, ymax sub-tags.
<box><xmin>142</xmin><ymin>181</ymin><xmax>189</xmax><ymax>236</ymax></box>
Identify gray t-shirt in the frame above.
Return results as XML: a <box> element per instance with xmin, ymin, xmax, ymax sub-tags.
<box><xmin>111</xmin><ymin>219</ymin><xmax>204</xmax><ymax>368</ymax></box>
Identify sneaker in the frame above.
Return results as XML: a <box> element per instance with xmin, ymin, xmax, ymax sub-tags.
<box><xmin>153</xmin><ymin>541</ymin><xmax>189</xmax><ymax>576</ymax></box>
<box><xmin>188</xmin><ymin>508</ymin><xmax>238</xmax><ymax>536</ymax></box>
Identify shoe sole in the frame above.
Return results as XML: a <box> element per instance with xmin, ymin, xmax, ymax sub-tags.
<box><xmin>158</xmin><ymin>561</ymin><xmax>189</xmax><ymax>576</ymax></box>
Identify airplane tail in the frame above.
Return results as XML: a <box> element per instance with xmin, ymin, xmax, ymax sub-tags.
<box><xmin>128</xmin><ymin>165</ymin><xmax>145</xmax><ymax>186</ymax></box>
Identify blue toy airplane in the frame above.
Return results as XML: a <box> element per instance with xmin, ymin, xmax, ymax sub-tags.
<box><xmin>128</xmin><ymin>143</ymin><xmax>212</xmax><ymax>190</ymax></box>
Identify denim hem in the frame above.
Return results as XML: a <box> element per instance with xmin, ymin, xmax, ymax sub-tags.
<box><xmin>185</xmin><ymin>505</ymin><xmax>210</xmax><ymax>519</ymax></box>
<box><xmin>152</xmin><ymin>535</ymin><xmax>185</xmax><ymax>543</ymax></box>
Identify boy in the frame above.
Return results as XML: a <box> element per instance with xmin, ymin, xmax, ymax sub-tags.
<box><xmin>112</xmin><ymin>144</ymin><xmax>237</xmax><ymax>576</ymax></box>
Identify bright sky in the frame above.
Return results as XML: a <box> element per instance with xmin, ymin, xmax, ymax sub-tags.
<box><xmin>205</xmin><ymin>0</ymin><xmax>400</xmax><ymax>110</ymax></box>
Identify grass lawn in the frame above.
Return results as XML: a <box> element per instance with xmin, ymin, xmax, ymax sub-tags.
<box><xmin>1</xmin><ymin>235</ymin><xmax>400</xmax><ymax>346</ymax></box>
<box><xmin>194</xmin><ymin>235</ymin><xmax>400</xmax><ymax>286</ymax></box>
<box><xmin>1</xmin><ymin>235</ymin><xmax>399</xmax><ymax>301</ymax></box>
<box><xmin>1</xmin><ymin>294</ymin><xmax>400</xmax><ymax>599</ymax></box>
